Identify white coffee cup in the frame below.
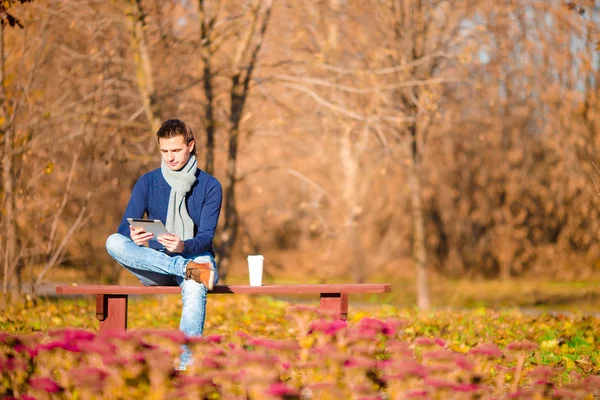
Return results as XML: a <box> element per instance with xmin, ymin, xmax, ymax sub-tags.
<box><xmin>247</xmin><ymin>255</ymin><xmax>264</xmax><ymax>286</ymax></box>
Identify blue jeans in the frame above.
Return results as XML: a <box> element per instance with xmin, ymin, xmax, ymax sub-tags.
<box><xmin>105</xmin><ymin>233</ymin><xmax>218</xmax><ymax>368</ymax></box>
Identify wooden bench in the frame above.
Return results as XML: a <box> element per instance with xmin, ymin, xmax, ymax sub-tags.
<box><xmin>55</xmin><ymin>284</ymin><xmax>391</xmax><ymax>333</ymax></box>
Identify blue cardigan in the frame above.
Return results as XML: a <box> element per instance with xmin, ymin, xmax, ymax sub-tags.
<box><xmin>117</xmin><ymin>168</ymin><xmax>222</xmax><ymax>257</ymax></box>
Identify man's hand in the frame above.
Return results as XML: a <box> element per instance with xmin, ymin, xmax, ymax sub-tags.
<box><xmin>130</xmin><ymin>226</ymin><xmax>154</xmax><ymax>246</ymax></box>
<box><xmin>157</xmin><ymin>234</ymin><xmax>184</xmax><ymax>253</ymax></box>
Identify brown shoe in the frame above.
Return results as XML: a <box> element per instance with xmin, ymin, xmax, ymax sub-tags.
<box><xmin>185</xmin><ymin>261</ymin><xmax>215</xmax><ymax>290</ymax></box>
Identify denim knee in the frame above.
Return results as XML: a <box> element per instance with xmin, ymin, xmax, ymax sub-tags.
<box><xmin>105</xmin><ymin>233</ymin><xmax>128</xmax><ymax>255</ymax></box>
<box><xmin>181</xmin><ymin>279</ymin><xmax>208</xmax><ymax>300</ymax></box>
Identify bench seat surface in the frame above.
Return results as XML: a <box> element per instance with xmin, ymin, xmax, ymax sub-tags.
<box><xmin>56</xmin><ymin>284</ymin><xmax>391</xmax><ymax>296</ymax></box>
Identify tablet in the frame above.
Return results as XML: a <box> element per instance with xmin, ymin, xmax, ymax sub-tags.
<box><xmin>127</xmin><ymin>218</ymin><xmax>170</xmax><ymax>240</ymax></box>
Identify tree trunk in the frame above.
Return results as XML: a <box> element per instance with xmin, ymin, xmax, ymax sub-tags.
<box><xmin>217</xmin><ymin>74</ymin><xmax>245</xmax><ymax>281</ymax></box>
<box><xmin>126</xmin><ymin>0</ymin><xmax>161</xmax><ymax>141</ymax></box>
<box><xmin>198</xmin><ymin>0</ymin><xmax>216</xmax><ymax>175</ymax></box>
<box><xmin>339</xmin><ymin>126</ymin><xmax>366</xmax><ymax>282</ymax></box>
<box><xmin>408</xmin><ymin>123</ymin><xmax>430</xmax><ymax>310</ymax></box>
<box><xmin>0</xmin><ymin>24</ymin><xmax>16</xmax><ymax>295</ymax></box>
<box><xmin>218</xmin><ymin>149</ymin><xmax>239</xmax><ymax>282</ymax></box>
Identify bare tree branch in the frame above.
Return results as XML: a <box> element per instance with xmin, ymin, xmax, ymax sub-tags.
<box><xmin>47</xmin><ymin>145</ymin><xmax>81</xmax><ymax>255</ymax></box>
<box><xmin>282</xmin><ymin>82</ymin><xmax>413</xmax><ymax>123</ymax></box>
<box><xmin>276</xmin><ymin>75</ymin><xmax>463</xmax><ymax>94</ymax></box>
<box><xmin>287</xmin><ymin>168</ymin><xmax>331</xmax><ymax>200</ymax></box>
<box><xmin>317</xmin><ymin>50</ymin><xmax>451</xmax><ymax>75</ymax></box>
<box><xmin>35</xmin><ymin>193</ymin><xmax>92</xmax><ymax>287</ymax></box>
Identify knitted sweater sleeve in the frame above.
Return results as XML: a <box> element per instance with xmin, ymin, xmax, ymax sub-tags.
<box><xmin>117</xmin><ymin>175</ymin><xmax>148</xmax><ymax>238</ymax></box>
<box><xmin>183</xmin><ymin>178</ymin><xmax>223</xmax><ymax>254</ymax></box>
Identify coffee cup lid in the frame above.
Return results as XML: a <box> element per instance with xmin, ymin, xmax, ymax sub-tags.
<box><xmin>247</xmin><ymin>255</ymin><xmax>264</xmax><ymax>260</ymax></box>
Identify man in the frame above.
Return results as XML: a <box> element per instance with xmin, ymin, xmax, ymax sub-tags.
<box><xmin>105</xmin><ymin>119</ymin><xmax>222</xmax><ymax>369</ymax></box>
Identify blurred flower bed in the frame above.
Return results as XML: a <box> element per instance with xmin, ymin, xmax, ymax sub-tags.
<box><xmin>1</xmin><ymin>296</ymin><xmax>599</xmax><ymax>399</ymax></box>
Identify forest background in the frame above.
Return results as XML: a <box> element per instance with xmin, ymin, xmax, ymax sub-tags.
<box><xmin>2</xmin><ymin>0</ymin><xmax>600</xmax><ymax>310</ymax></box>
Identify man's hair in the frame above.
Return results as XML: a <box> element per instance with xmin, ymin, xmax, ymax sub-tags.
<box><xmin>156</xmin><ymin>119</ymin><xmax>196</xmax><ymax>154</ymax></box>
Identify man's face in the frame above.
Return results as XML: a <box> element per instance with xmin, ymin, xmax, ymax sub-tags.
<box><xmin>159</xmin><ymin>135</ymin><xmax>195</xmax><ymax>171</ymax></box>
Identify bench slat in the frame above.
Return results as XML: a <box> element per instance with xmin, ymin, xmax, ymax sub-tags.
<box><xmin>56</xmin><ymin>284</ymin><xmax>391</xmax><ymax>296</ymax></box>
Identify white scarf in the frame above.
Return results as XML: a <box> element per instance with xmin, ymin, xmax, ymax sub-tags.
<box><xmin>161</xmin><ymin>155</ymin><xmax>198</xmax><ymax>240</ymax></box>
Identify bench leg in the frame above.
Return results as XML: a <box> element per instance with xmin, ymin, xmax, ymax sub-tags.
<box><xmin>96</xmin><ymin>294</ymin><xmax>128</xmax><ymax>333</ymax></box>
<box><xmin>319</xmin><ymin>293</ymin><xmax>348</xmax><ymax>320</ymax></box>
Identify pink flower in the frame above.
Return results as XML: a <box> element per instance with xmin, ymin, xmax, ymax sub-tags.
<box><xmin>0</xmin><ymin>355</ymin><xmax>27</xmax><ymax>372</ymax></box>
<box><xmin>0</xmin><ymin>333</ymin><xmax>13</xmax><ymax>343</ymax></box>
<box><xmin>308</xmin><ymin>319</ymin><xmax>347</xmax><ymax>336</ymax></box>
<box><xmin>205</xmin><ymin>334</ymin><xmax>223</xmax><ymax>343</ymax></box>
<box><xmin>567</xmin><ymin>370</ymin><xmax>582</xmax><ymax>385</ymax></box>
<box><xmin>207</xmin><ymin>348</ymin><xmax>225</xmax><ymax>357</ymax></box>
<box><xmin>469</xmin><ymin>342</ymin><xmax>502</xmax><ymax>359</ymax></box>
<box><xmin>552</xmin><ymin>388</ymin><xmax>578</xmax><ymax>399</ymax></box>
<box><xmin>35</xmin><ymin>340</ymin><xmax>65</xmax><ymax>353</ymax></box>
<box><xmin>237</xmin><ymin>350</ymin><xmax>277</xmax><ymax>364</ymax></box>
<box><xmin>381</xmin><ymin>319</ymin><xmax>408</xmax><ymax>337</ymax></box>
<box><xmin>452</xmin><ymin>383</ymin><xmax>481</xmax><ymax>392</ymax></box>
<box><xmin>422</xmin><ymin>349</ymin><xmax>455</xmax><ymax>362</ymax></box>
<box><xmin>424</xmin><ymin>377</ymin><xmax>452</xmax><ymax>389</ymax></box>
<box><xmin>186</xmin><ymin>334</ymin><xmax>223</xmax><ymax>344</ymax></box>
<box><xmin>98</xmin><ymin>330</ymin><xmax>129</xmax><ymax>340</ymax></box>
<box><xmin>385</xmin><ymin>340</ymin><xmax>414</xmax><ymax>358</ymax></box>
<box><xmin>508</xmin><ymin>388</ymin><xmax>534</xmax><ymax>398</ymax></box>
<box><xmin>70</xmin><ymin>367</ymin><xmax>110</xmax><ymax>391</ymax></box>
<box><xmin>177</xmin><ymin>375</ymin><xmax>214</xmax><ymax>387</ymax></box>
<box><xmin>202</xmin><ymin>356</ymin><xmax>223</xmax><ymax>369</ymax></box>
<box><xmin>63</xmin><ymin>328</ymin><xmax>96</xmax><ymax>342</ymax></box>
<box><xmin>343</xmin><ymin>356</ymin><xmax>377</xmax><ymax>369</ymax></box>
<box><xmin>414</xmin><ymin>337</ymin><xmax>435</xmax><ymax>346</ymax></box>
<box><xmin>376</xmin><ymin>359</ymin><xmax>394</xmax><ymax>369</ymax></box>
<box><xmin>49</xmin><ymin>328</ymin><xmax>95</xmax><ymax>342</ymax></box>
<box><xmin>101</xmin><ymin>353</ymin><xmax>128</xmax><ymax>366</ymax></box>
<box><xmin>137</xmin><ymin>329</ymin><xmax>186</xmax><ymax>344</ymax></box>
<box><xmin>359</xmin><ymin>317</ymin><xmax>386</xmax><ymax>331</ymax></box>
<box><xmin>405</xmin><ymin>389</ymin><xmax>429</xmax><ymax>398</ymax></box>
<box><xmin>264</xmin><ymin>382</ymin><xmax>299</xmax><ymax>397</ymax></box>
<box><xmin>28</xmin><ymin>377</ymin><xmax>62</xmax><ymax>393</ymax></box>
<box><xmin>236</xmin><ymin>331</ymin><xmax>252</xmax><ymax>339</ymax></box>
<box><xmin>311</xmin><ymin>344</ymin><xmax>340</xmax><ymax>358</ymax></box>
<box><xmin>13</xmin><ymin>344</ymin><xmax>27</xmax><ymax>353</ymax></box>
<box><xmin>34</xmin><ymin>338</ymin><xmax>81</xmax><ymax>354</ymax></box>
<box><xmin>353</xmin><ymin>317</ymin><xmax>406</xmax><ymax>340</ymax></box>
<box><xmin>132</xmin><ymin>353</ymin><xmax>145</xmax><ymax>363</ymax></box>
<box><xmin>426</xmin><ymin>364</ymin><xmax>453</xmax><ymax>374</ymax></box>
<box><xmin>381</xmin><ymin>360</ymin><xmax>428</xmax><ymax>381</ymax></box>
<box><xmin>582</xmin><ymin>374</ymin><xmax>600</xmax><ymax>390</ymax></box>
<box><xmin>454</xmin><ymin>354</ymin><xmax>474</xmax><ymax>371</ymax></box>
<box><xmin>138</xmin><ymin>340</ymin><xmax>159</xmax><ymax>350</ymax></box>
<box><xmin>220</xmin><ymin>371</ymin><xmax>245</xmax><ymax>382</ymax></box>
<box><xmin>533</xmin><ymin>379</ymin><xmax>550</xmax><ymax>386</ymax></box>
<box><xmin>25</xmin><ymin>346</ymin><xmax>38</xmax><ymax>359</ymax></box>
<box><xmin>527</xmin><ymin>366</ymin><xmax>554</xmax><ymax>381</ymax></box>
<box><xmin>414</xmin><ymin>337</ymin><xmax>446</xmax><ymax>347</ymax></box>
<box><xmin>75</xmin><ymin>338</ymin><xmax>116</xmax><ymax>356</ymax></box>
<box><xmin>506</xmin><ymin>340</ymin><xmax>538</xmax><ymax>352</ymax></box>
<box><xmin>248</xmin><ymin>338</ymin><xmax>299</xmax><ymax>351</ymax></box>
